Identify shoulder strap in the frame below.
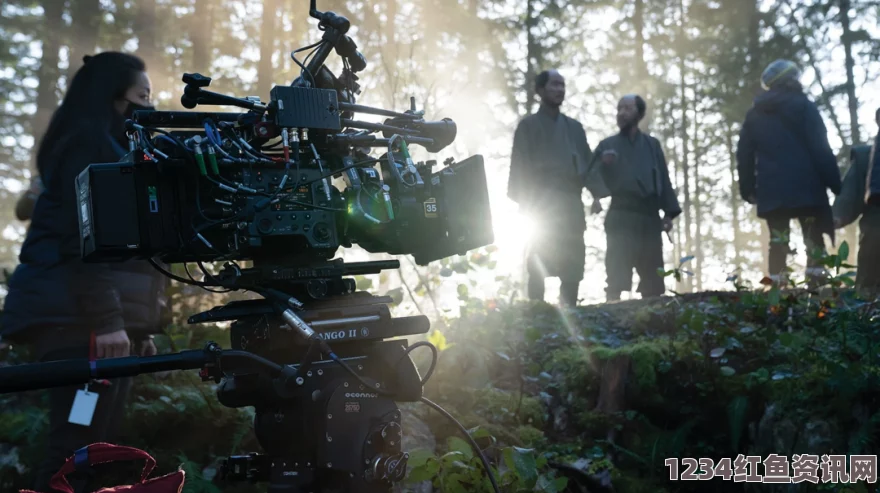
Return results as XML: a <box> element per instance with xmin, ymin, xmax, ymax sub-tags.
<box><xmin>46</xmin><ymin>443</ymin><xmax>157</xmax><ymax>493</ymax></box>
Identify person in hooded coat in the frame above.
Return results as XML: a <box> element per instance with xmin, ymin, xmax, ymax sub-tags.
<box><xmin>1</xmin><ymin>52</ymin><xmax>170</xmax><ymax>493</ymax></box>
<box><xmin>736</xmin><ymin>59</ymin><xmax>842</xmax><ymax>285</ymax></box>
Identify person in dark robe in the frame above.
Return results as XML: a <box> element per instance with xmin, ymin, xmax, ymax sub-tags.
<box><xmin>834</xmin><ymin>107</ymin><xmax>880</xmax><ymax>294</ymax></box>
<box><xmin>507</xmin><ymin>69</ymin><xmax>593</xmax><ymax>307</ymax></box>
<box><xmin>585</xmin><ymin>95</ymin><xmax>681</xmax><ymax>302</ymax></box>
<box><xmin>736</xmin><ymin>59</ymin><xmax>841</xmax><ymax>286</ymax></box>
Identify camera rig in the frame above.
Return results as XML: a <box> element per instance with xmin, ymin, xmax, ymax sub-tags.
<box><xmin>0</xmin><ymin>2</ymin><xmax>500</xmax><ymax>493</ymax></box>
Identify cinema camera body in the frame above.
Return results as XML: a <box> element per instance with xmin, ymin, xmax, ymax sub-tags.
<box><xmin>71</xmin><ymin>2</ymin><xmax>494</xmax><ymax>492</ymax></box>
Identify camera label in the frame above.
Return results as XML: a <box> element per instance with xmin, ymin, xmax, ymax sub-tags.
<box><xmin>345</xmin><ymin>401</ymin><xmax>360</xmax><ymax>413</ymax></box>
<box><xmin>424</xmin><ymin>198</ymin><xmax>438</xmax><ymax>218</ymax></box>
<box><xmin>345</xmin><ymin>393</ymin><xmax>378</xmax><ymax>399</ymax></box>
<box><xmin>314</xmin><ymin>327</ymin><xmax>370</xmax><ymax>341</ymax></box>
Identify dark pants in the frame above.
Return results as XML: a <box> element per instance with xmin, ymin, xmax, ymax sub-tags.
<box><xmin>604</xmin><ymin>226</ymin><xmax>665</xmax><ymax>301</ymax></box>
<box><xmin>526</xmin><ymin>256</ymin><xmax>581</xmax><ymax>307</ymax></box>
<box><xmin>525</xmin><ymin>235</ymin><xmax>584</xmax><ymax>307</ymax></box>
<box><xmin>857</xmin><ymin>205</ymin><xmax>880</xmax><ymax>292</ymax></box>
<box><xmin>766</xmin><ymin>214</ymin><xmax>826</xmax><ymax>276</ymax></box>
<box><xmin>32</xmin><ymin>338</ymin><xmax>133</xmax><ymax>493</ymax></box>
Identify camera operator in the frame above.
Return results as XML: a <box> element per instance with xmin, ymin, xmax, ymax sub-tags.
<box><xmin>507</xmin><ymin>69</ymin><xmax>593</xmax><ymax>308</ymax></box>
<box><xmin>1</xmin><ymin>52</ymin><xmax>170</xmax><ymax>492</ymax></box>
<box><xmin>585</xmin><ymin>94</ymin><xmax>681</xmax><ymax>302</ymax></box>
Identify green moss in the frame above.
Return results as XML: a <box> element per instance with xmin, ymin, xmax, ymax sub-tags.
<box><xmin>545</xmin><ymin>346</ymin><xmax>596</xmax><ymax>391</ymax></box>
<box><xmin>515</xmin><ymin>425</ymin><xmax>545</xmax><ymax>447</ymax></box>
<box><xmin>586</xmin><ymin>457</ymin><xmax>614</xmax><ymax>475</ymax></box>
<box><xmin>589</xmin><ymin>341</ymin><xmax>665</xmax><ymax>390</ymax></box>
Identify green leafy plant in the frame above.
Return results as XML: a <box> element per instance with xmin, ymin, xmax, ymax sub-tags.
<box><xmin>406</xmin><ymin>434</ymin><xmax>568</xmax><ymax>493</ymax></box>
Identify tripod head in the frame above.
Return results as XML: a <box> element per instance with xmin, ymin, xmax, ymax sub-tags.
<box><xmin>0</xmin><ymin>287</ymin><xmax>427</xmax><ymax>493</ymax></box>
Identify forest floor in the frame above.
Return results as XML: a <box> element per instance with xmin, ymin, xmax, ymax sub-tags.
<box><xmin>1</xmin><ymin>284</ymin><xmax>879</xmax><ymax>493</ymax></box>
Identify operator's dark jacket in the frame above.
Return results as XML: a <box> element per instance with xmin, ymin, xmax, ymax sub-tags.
<box><xmin>2</xmin><ymin>127</ymin><xmax>169</xmax><ymax>348</ymax></box>
<box><xmin>736</xmin><ymin>87</ymin><xmax>841</xmax><ymax>232</ymax></box>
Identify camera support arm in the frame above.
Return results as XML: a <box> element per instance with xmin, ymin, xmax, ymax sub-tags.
<box><xmin>0</xmin><ymin>342</ymin><xmax>293</xmax><ymax>395</ymax></box>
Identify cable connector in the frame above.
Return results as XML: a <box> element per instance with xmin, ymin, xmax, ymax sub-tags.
<box><xmin>206</xmin><ymin>145</ymin><xmax>221</xmax><ymax>174</ymax></box>
<box><xmin>282</xmin><ymin>128</ymin><xmax>290</xmax><ymax>162</ymax></box>
<box><xmin>281</xmin><ymin>308</ymin><xmax>315</xmax><ymax>340</ymax></box>
<box><xmin>194</xmin><ymin>144</ymin><xmax>208</xmax><ymax>176</ymax></box>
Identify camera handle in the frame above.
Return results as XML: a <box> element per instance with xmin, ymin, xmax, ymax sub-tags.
<box><xmin>0</xmin><ymin>342</ymin><xmax>291</xmax><ymax>395</ymax></box>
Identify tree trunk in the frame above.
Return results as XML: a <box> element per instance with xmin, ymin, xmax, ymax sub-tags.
<box><xmin>839</xmin><ymin>0</ymin><xmax>860</xmax><ymax>146</ymax></box>
<box><xmin>134</xmin><ymin>0</ymin><xmax>160</xmax><ymax>86</ymax></box>
<box><xmin>678</xmin><ymin>0</ymin><xmax>692</xmax><ymax>293</ymax></box>
<box><xmin>384</xmin><ymin>0</ymin><xmax>399</xmax><ymax>109</ymax></box>
<box><xmin>839</xmin><ymin>0</ymin><xmax>860</xmax><ymax>262</ymax></box>
<box><xmin>726</xmin><ymin>124</ymin><xmax>742</xmax><ymax>273</ymax></box>
<box><xmin>257</xmin><ymin>0</ymin><xmax>279</xmax><ymax>99</ymax></box>
<box><xmin>524</xmin><ymin>0</ymin><xmax>537</xmax><ymax>115</ymax></box>
<box><xmin>633</xmin><ymin>0</ymin><xmax>652</xmax><ymax>130</ymax></box>
<box><xmin>66</xmin><ymin>0</ymin><xmax>102</xmax><ymax>85</ymax></box>
<box><xmin>746</xmin><ymin>0</ymin><xmax>768</xmax><ymax>274</ymax></box>
<box><xmin>191</xmin><ymin>0</ymin><xmax>214</xmax><ymax>76</ymax></box>
<box><xmin>33</xmin><ymin>0</ymin><xmax>64</xmax><ymax>146</ymax></box>
<box><xmin>693</xmin><ymin>85</ymin><xmax>703</xmax><ymax>292</ymax></box>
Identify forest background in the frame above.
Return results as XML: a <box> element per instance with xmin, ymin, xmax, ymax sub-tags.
<box><xmin>1</xmin><ymin>0</ymin><xmax>879</xmax><ymax>317</ymax></box>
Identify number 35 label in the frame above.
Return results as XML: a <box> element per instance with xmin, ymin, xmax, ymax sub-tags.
<box><xmin>424</xmin><ymin>198</ymin><xmax>438</xmax><ymax>218</ymax></box>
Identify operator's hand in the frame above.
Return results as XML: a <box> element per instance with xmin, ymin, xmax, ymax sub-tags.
<box><xmin>140</xmin><ymin>337</ymin><xmax>158</xmax><ymax>357</ymax></box>
<box><xmin>662</xmin><ymin>217</ymin><xmax>674</xmax><ymax>233</ymax></box>
<box><xmin>96</xmin><ymin>330</ymin><xmax>131</xmax><ymax>359</ymax></box>
<box><xmin>590</xmin><ymin>199</ymin><xmax>603</xmax><ymax>215</ymax></box>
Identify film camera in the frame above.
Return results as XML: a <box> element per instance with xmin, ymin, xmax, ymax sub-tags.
<box><xmin>0</xmin><ymin>2</ymin><xmax>498</xmax><ymax>493</ymax></box>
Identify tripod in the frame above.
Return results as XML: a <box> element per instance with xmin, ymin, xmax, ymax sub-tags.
<box><xmin>0</xmin><ymin>260</ymin><xmax>500</xmax><ymax>493</ymax></box>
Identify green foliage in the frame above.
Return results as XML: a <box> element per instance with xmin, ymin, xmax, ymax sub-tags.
<box><xmin>406</xmin><ymin>437</ymin><xmax>568</xmax><ymax>493</ymax></box>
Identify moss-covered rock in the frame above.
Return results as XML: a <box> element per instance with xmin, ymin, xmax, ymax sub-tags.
<box><xmin>2</xmin><ymin>287</ymin><xmax>879</xmax><ymax>492</ymax></box>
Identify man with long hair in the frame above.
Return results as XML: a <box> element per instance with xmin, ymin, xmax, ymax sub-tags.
<box><xmin>2</xmin><ymin>52</ymin><xmax>169</xmax><ymax>492</ymax></box>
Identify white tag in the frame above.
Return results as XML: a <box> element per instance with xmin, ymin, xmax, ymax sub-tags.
<box><xmin>68</xmin><ymin>388</ymin><xmax>99</xmax><ymax>426</ymax></box>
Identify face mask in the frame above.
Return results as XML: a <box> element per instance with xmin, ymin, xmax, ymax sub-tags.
<box><xmin>124</xmin><ymin>100</ymin><xmax>155</xmax><ymax>119</ymax></box>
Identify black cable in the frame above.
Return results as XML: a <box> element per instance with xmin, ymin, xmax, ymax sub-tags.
<box><xmin>193</xmin><ymin>262</ymin><xmax>233</xmax><ymax>293</ymax></box>
<box><xmin>277</xmin><ymin>198</ymin><xmax>344</xmax><ymax>212</ymax></box>
<box><xmin>421</xmin><ymin>397</ymin><xmax>501</xmax><ymax>493</ymax></box>
<box><xmin>148</xmin><ymin>258</ymin><xmax>209</xmax><ymax>287</ymax></box>
<box><xmin>292</xmin><ymin>40</ymin><xmax>323</xmax><ymax>87</ymax></box>
<box><xmin>402</xmin><ymin>341</ymin><xmax>438</xmax><ymax>386</ymax></box>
